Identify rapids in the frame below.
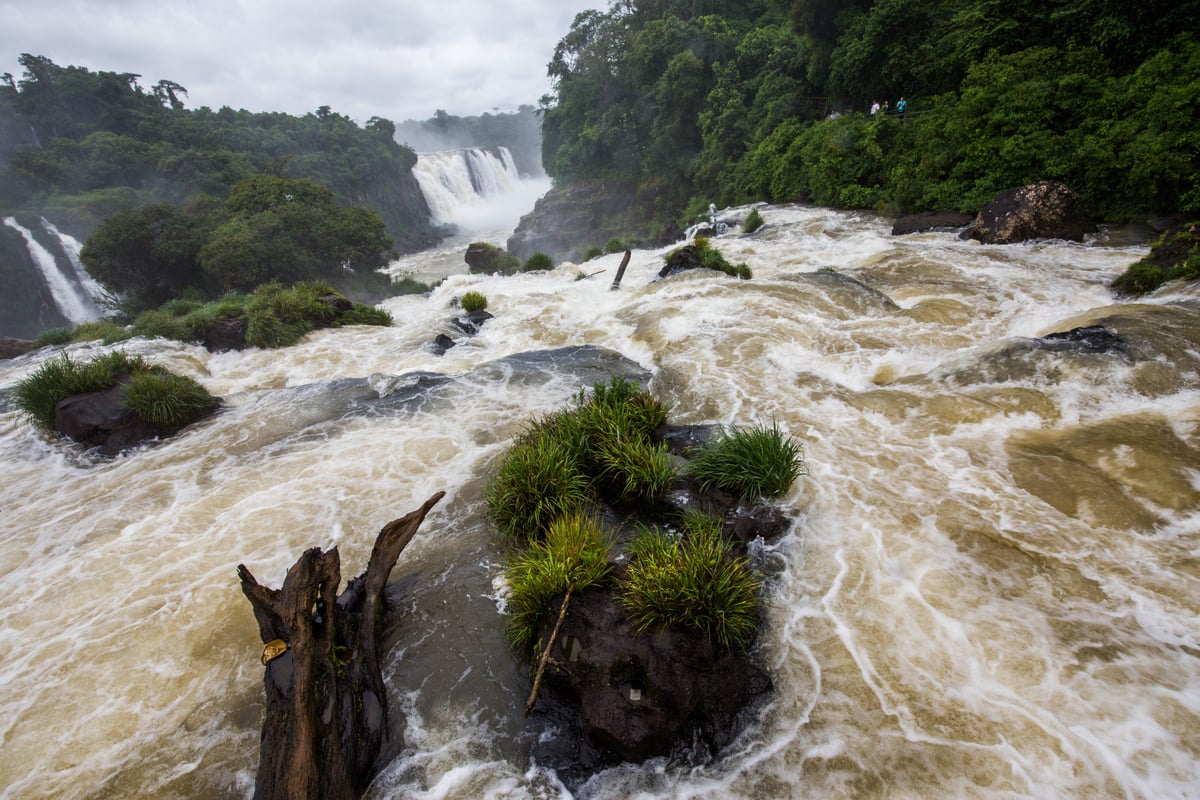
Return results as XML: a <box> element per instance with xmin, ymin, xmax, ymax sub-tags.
<box><xmin>1</xmin><ymin>205</ymin><xmax>1197</xmax><ymax>799</ymax></box>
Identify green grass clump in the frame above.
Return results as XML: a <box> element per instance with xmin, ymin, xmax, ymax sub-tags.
<box><xmin>34</xmin><ymin>327</ymin><xmax>74</xmax><ymax>347</ymax></box>
<box><xmin>744</xmin><ymin>208</ymin><xmax>765</xmax><ymax>233</ymax></box>
<box><xmin>686</xmin><ymin>421</ymin><xmax>807</xmax><ymax>499</ymax></box>
<box><xmin>70</xmin><ymin>320</ymin><xmax>134</xmax><ymax>344</ymax></box>
<box><xmin>503</xmin><ymin>513</ymin><xmax>613</xmax><ymax>653</ymax></box>
<box><xmin>484</xmin><ymin>424</ymin><xmax>595</xmax><ymax>544</ymax></box>
<box><xmin>583</xmin><ymin>246</ymin><xmax>605</xmax><ymax>262</ymax></box>
<box><xmin>619</xmin><ymin>513</ymin><xmax>760</xmax><ymax>650</ymax></box>
<box><xmin>123</xmin><ymin>370</ymin><xmax>218</xmax><ymax>429</ymax></box>
<box><xmin>523</xmin><ymin>252</ymin><xmax>555</xmax><ymax>271</ymax></box>
<box><xmin>336</xmin><ymin>303</ymin><xmax>393</xmax><ymax>327</ymax></box>
<box><xmin>15</xmin><ymin>350</ymin><xmax>217</xmax><ymax>434</ymax></box>
<box><xmin>14</xmin><ymin>351</ymin><xmax>145</xmax><ymax>428</ymax></box>
<box><xmin>243</xmin><ymin>281</ymin><xmax>338</xmax><ymax>348</ymax></box>
<box><xmin>460</xmin><ymin>291</ymin><xmax>488</xmax><ymax>313</ymax></box>
<box><xmin>132</xmin><ymin>308</ymin><xmax>196</xmax><ymax>342</ymax></box>
<box><xmin>666</xmin><ymin>237</ymin><xmax>752</xmax><ymax>280</ymax></box>
<box><xmin>603</xmin><ymin>237</ymin><xmax>627</xmax><ymax>254</ymax></box>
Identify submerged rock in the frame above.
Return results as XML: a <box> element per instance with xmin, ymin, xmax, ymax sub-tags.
<box><xmin>891</xmin><ymin>210</ymin><xmax>973</xmax><ymax>235</ymax></box>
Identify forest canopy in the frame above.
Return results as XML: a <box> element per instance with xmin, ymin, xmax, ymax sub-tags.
<box><xmin>540</xmin><ymin>0</ymin><xmax>1200</xmax><ymax>223</ymax></box>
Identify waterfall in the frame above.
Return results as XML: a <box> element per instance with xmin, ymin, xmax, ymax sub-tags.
<box><xmin>40</xmin><ymin>219</ymin><xmax>111</xmax><ymax>310</ymax></box>
<box><xmin>3</xmin><ymin>216</ymin><xmax>103</xmax><ymax>326</ymax></box>
<box><xmin>411</xmin><ymin>146</ymin><xmax>549</xmax><ymax>232</ymax></box>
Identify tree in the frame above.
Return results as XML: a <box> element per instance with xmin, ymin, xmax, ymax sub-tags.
<box><xmin>80</xmin><ymin>203</ymin><xmax>212</xmax><ymax>308</ymax></box>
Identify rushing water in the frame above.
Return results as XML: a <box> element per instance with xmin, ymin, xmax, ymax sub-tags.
<box><xmin>1</xmin><ymin>205</ymin><xmax>1198</xmax><ymax>800</ymax></box>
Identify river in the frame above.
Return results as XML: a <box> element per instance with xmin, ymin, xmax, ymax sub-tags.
<box><xmin>1</xmin><ymin>204</ymin><xmax>1197</xmax><ymax>799</ymax></box>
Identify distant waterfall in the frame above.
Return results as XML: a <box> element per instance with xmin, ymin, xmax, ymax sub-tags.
<box><xmin>3</xmin><ymin>217</ymin><xmax>105</xmax><ymax>326</ymax></box>
<box><xmin>411</xmin><ymin>146</ymin><xmax>548</xmax><ymax>232</ymax></box>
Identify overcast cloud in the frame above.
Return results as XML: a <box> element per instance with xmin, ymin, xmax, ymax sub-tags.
<box><xmin>0</xmin><ymin>0</ymin><xmax>601</xmax><ymax>123</ymax></box>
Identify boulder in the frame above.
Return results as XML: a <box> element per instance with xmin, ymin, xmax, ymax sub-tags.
<box><xmin>891</xmin><ymin>210</ymin><xmax>973</xmax><ymax>235</ymax></box>
<box><xmin>200</xmin><ymin>317</ymin><xmax>249</xmax><ymax>352</ymax></box>
<box><xmin>464</xmin><ymin>242</ymin><xmax>520</xmax><ymax>275</ymax></box>
<box><xmin>450</xmin><ymin>309</ymin><xmax>494</xmax><ymax>336</ymax></box>
<box><xmin>54</xmin><ymin>380</ymin><xmax>160</xmax><ymax>456</ymax></box>
<box><xmin>968</xmin><ymin>180</ymin><xmax>1096</xmax><ymax>244</ymax></box>
<box><xmin>532</xmin><ymin>588</ymin><xmax>771</xmax><ymax>768</ymax></box>
<box><xmin>658</xmin><ymin>244</ymin><xmax>706</xmax><ymax>278</ymax></box>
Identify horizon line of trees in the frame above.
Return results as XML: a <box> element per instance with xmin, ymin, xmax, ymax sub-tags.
<box><xmin>539</xmin><ymin>0</ymin><xmax>1200</xmax><ymax>224</ymax></box>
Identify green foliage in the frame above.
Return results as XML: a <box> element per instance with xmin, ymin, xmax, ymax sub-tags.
<box><xmin>33</xmin><ymin>327</ymin><xmax>73</xmax><ymax>347</ymax></box>
<box><xmin>686</xmin><ymin>421</ymin><xmax>807</xmax><ymax>499</ymax></box>
<box><xmin>603</xmin><ymin>237</ymin><xmax>627</xmax><ymax>254</ymax></box>
<box><xmin>537</xmin><ymin>1</ymin><xmax>1200</xmax><ymax>225</ymax></box>
<box><xmin>743</xmin><ymin>207</ymin><xmax>765</xmax><ymax>233</ymax></box>
<box><xmin>666</xmin><ymin>237</ymin><xmax>752</xmax><ymax>279</ymax></box>
<box><xmin>483</xmin><ymin>424</ymin><xmax>595</xmax><ymax>544</ymax></box>
<box><xmin>336</xmin><ymin>304</ymin><xmax>393</xmax><ymax>327</ymax></box>
<box><xmin>13</xmin><ymin>351</ymin><xmax>145</xmax><ymax>429</ymax></box>
<box><xmin>619</xmin><ymin>514</ymin><xmax>761</xmax><ymax>651</ymax></box>
<box><xmin>122</xmin><ymin>369</ymin><xmax>217</xmax><ymax>429</ymax></box>
<box><xmin>503</xmin><ymin>513</ymin><xmax>613</xmax><ymax>653</ymax></box>
<box><xmin>460</xmin><ymin>291</ymin><xmax>488</xmax><ymax>313</ymax></box>
<box><xmin>70</xmin><ymin>320</ymin><xmax>134</xmax><ymax>344</ymax></box>
<box><xmin>522</xmin><ymin>252</ymin><xmax>555</xmax><ymax>271</ymax></box>
<box><xmin>583</xmin><ymin>246</ymin><xmax>605</xmax><ymax>262</ymax></box>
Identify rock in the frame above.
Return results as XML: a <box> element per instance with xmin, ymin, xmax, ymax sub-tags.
<box><xmin>533</xmin><ymin>588</ymin><xmax>771</xmax><ymax>767</ymax></box>
<box><xmin>53</xmin><ymin>373</ymin><xmax>219</xmax><ymax>456</ymax></box>
<box><xmin>450</xmin><ymin>309</ymin><xmax>494</xmax><ymax>336</ymax></box>
<box><xmin>891</xmin><ymin>211</ymin><xmax>973</xmax><ymax>235</ymax></box>
<box><xmin>200</xmin><ymin>317</ymin><xmax>249</xmax><ymax>351</ymax></box>
<box><xmin>658</xmin><ymin>244</ymin><xmax>706</xmax><ymax>278</ymax></box>
<box><xmin>54</xmin><ymin>380</ymin><xmax>160</xmax><ymax>456</ymax></box>
<box><xmin>655</xmin><ymin>220</ymin><xmax>683</xmax><ymax>246</ymax></box>
<box><xmin>968</xmin><ymin>180</ymin><xmax>1096</xmax><ymax>244</ymax></box>
<box><xmin>464</xmin><ymin>242</ymin><xmax>520</xmax><ymax>274</ymax></box>
<box><xmin>1039</xmin><ymin>325</ymin><xmax>1127</xmax><ymax>355</ymax></box>
<box><xmin>507</xmin><ymin>181</ymin><xmax>652</xmax><ymax>263</ymax></box>
<box><xmin>431</xmin><ymin>333</ymin><xmax>456</xmax><ymax>355</ymax></box>
<box><xmin>0</xmin><ymin>337</ymin><xmax>36</xmax><ymax>359</ymax></box>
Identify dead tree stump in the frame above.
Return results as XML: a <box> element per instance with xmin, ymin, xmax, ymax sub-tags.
<box><xmin>237</xmin><ymin>491</ymin><xmax>445</xmax><ymax>800</ymax></box>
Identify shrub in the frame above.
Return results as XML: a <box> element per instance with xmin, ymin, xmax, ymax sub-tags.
<box><xmin>503</xmin><ymin>513</ymin><xmax>613</xmax><ymax>653</ymax></box>
<box><xmin>523</xmin><ymin>252</ymin><xmax>555</xmax><ymax>271</ymax></box>
<box><xmin>743</xmin><ymin>207</ymin><xmax>764</xmax><ymax>233</ymax></box>
<box><xmin>603</xmin><ymin>237</ymin><xmax>627</xmax><ymax>254</ymax></box>
<box><xmin>460</xmin><ymin>291</ymin><xmax>488</xmax><ymax>313</ymax></box>
<box><xmin>13</xmin><ymin>351</ymin><xmax>145</xmax><ymax>428</ymax></box>
<box><xmin>619</xmin><ymin>513</ymin><xmax>760</xmax><ymax>650</ymax></box>
<box><xmin>686</xmin><ymin>421</ymin><xmax>807</xmax><ymax>499</ymax></box>
<box><xmin>123</xmin><ymin>369</ymin><xmax>218</xmax><ymax>429</ymax></box>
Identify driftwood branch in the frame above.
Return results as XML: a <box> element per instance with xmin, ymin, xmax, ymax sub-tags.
<box><xmin>238</xmin><ymin>490</ymin><xmax>444</xmax><ymax>800</ymax></box>
<box><xmin>525</xmin><ymin>584</ymin><xmax>574</xmax><ymax>717</ymax></box>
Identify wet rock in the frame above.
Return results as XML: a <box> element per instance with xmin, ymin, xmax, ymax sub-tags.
<box><xmin>507</xmin><ymin>181</ymin><xmax>651</xmax><ymax>263</ymax></box>
<box><xmin>430</xmin><ymin>333</ymin><xmax>456</xmax><ymax>355</ymax></box>
<box><xmin>200</xmin><ymin>317</ymin><xmax>249</xmax><ymax>351</ymax></box>
<box><xmin>55</xmin><ymin>380</ymin><xmax>161</xmax><ymax>456</ymax></box>
<box><xmin>1039</xmin><ymin>325</ymin><xmax>1127</xmax><ymax>355</ymax></box>
<box><xmin>891</xmin><ymin>211</ymin><xmax>973</xmax><ymax>235</ymax></box>
<box><xmin>0</xmin><ymin>337</ymin><xmax>35</xmax><ymax>359</ymax></box>
<box><xmin>532</xmin><ymin>588</ymin><xmax>771</xmax><ymax>768</ymax></box>
<box><xmin>450</xmin><ymin>309</ymin><xmax>494</xmax><ymax>336</ymax></box>
<box><xmin>968</xmin><ymin>180</ymin><xmax>1096</xmax><ymax>244</ymax></box>
<box><xmin>465</xmin><ymin>242</ymin><xmax>520</xmax><ymax>275</ymax></box>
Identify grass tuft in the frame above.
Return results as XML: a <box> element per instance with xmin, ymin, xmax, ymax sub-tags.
<box><xmin>460</xmin><ymin>291</ymin><xmax>488</xmax><ymax>313</ymax></box>
<box><xmin>123</xmin><ymin>369</ymin><xmax>218</xmax><ymax>429</ymax></box>
<box><xmin>686</xmin><ymin>421</ymin><xmax>807</xmax><ymax>499</ymax></box>
<box><xmin>13</xmin><ymin>351</ymin><xmax>145</xmax><ymax>428</ymax></box>
<box><xmin>744</xmin><ymin>207</ymin><xmax>765</xmax><ymax>233</ymax></box>
<box><xmin>503</xmin><ymin>512</ymin><xmax>613</xmax><ymax>653</ymax></box>
<box><xmin>619</xmin><ymin>513</ymin><xmax>760</xmax><ymax>650</ymax></box>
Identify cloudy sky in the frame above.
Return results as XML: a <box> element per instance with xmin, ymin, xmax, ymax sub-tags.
<box><xmin>0</xmin><ymin>0</ymin><xmax>602</xmax><ymax>124</ymax></box>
